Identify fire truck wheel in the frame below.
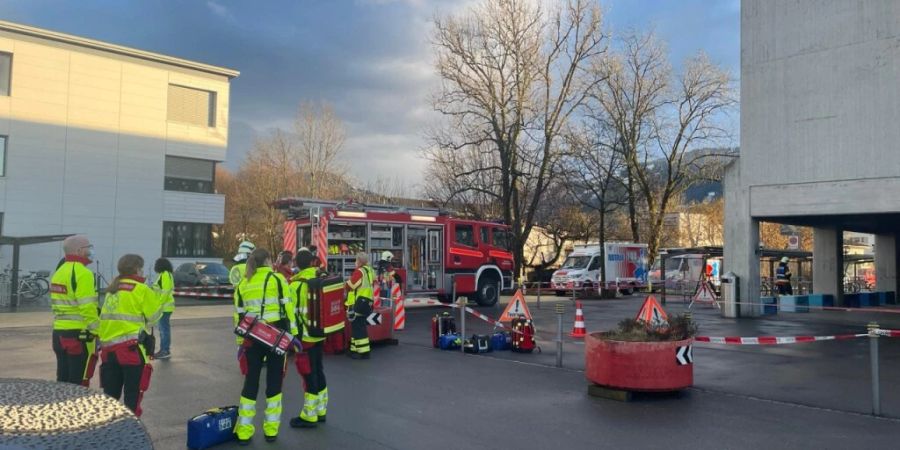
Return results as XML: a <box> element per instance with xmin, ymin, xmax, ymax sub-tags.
<box><xmin>476</xmin><ymin>277</ymin><xmax>499</xmax><ymax>306</ymax></box>
<box><xmin>619</xmin><ymin>287</ymin><xmax>633</xmax><ymax>296</ymax></box>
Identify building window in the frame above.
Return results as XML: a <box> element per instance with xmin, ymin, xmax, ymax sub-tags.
<box><xmin>0</xmin><ymin>135</ymin><xmax>6</xmax><ymax>177</ymax></box>
<box><xmin>454</xmin><ymin>224</ymin><xmax>475</xmax><ymax>247</ymax></box>
<box><xmin>0</xmin><ymin>52</ymin><xmax>10</xmax><ymax>96</ymax></box>
<box><xmin>165</xmin><ymin>156</ymin><xmax>214</xmax><ymax>193</ymax></box>
<box><xmin>162</xmin><ymin>222</ymin><xmax>212</xmax><ymax>257</ymax></box>
<box><xmin>167</xmin><ymin>84</ymin><xmax>216</xmax><ymax>127</ymax></box>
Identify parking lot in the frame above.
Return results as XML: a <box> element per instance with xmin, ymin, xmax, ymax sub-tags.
<box><xmin>2</xmin><ymin>293</ymin><xmax>899</xmax><ymax>449</ymax></box>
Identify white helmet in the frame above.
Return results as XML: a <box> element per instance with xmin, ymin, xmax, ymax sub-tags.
<box><xmin>381</xmin><ymin>251</ymin><xmax>393</xmax><ymax>262</ymax></box>
<box><xmin>234</xmin><ymin>241</ymin><xmax>256</xmax><ymax>262</ymax></box>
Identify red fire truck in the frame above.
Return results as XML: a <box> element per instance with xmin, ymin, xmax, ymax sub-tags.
<box><xmin>274</xmin><ymin>198</ymin><xmax>515</xmax><ymax>306</ymax></box>
<box><xmin>273</xmin><ymin>198</ymin><xmax>513</xmax><ymax>306</ymax></box>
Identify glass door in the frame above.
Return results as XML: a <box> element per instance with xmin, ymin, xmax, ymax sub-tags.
<box><xmin>426</xmin><ymin>228</ymin><xmax>443</xmax><ymax>290</ymax></box>
<box><xmin>407</xmin><ymin>227</ymin><xmax>427</xmax><ymax>291</ymax></box>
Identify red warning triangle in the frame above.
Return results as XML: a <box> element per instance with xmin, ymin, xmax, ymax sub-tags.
<box><xmin>635</xmin><ymin>295</ymin><xmax>669</xmax><ymax>327</ymax></box>
<box><xmin>499</xmin><ymin>289</ymin><xmax>532</xmax><ymax>322</ymax></box>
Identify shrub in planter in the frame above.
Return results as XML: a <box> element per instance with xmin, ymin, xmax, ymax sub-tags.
<box><xmin>585</xmin><ymin>314</ymin><xmax>697</xmax><ymax>392</ymax></box>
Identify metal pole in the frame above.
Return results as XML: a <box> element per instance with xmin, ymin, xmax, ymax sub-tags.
<box><xmin>536</xmin><ymin>282</ymin><xmax>541</xmax><ymax>310</ymax></box>
<box><xmin>456</xmin><ymin>277</ymin><xmax>465</xmax><ymax>354</ymax></box>
<box><xmin>555</xmin><ymin>303</ymin><xmax>564</xmax><ymax>368</ymax></box>
<box><xmin>868</xmin><ymin>321</ymin><xmax>881</xmax><ymax>416</ymax></box>
<box><xmin>661</xmin><ymin>255</ymin><xmax>667</xmax><ymax>305</ymax></box>
<box><xmin>10</xmin><ymin>244</ymin><xmax>20</xmax><ymax>310</ymax></box>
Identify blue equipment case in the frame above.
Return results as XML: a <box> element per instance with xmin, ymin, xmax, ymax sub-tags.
<box><xmin>439</xmin><ymin>333</ymin><xmax>461</xmax><ymax>350</ymax></box>
<box><xmin>187</xmin><ymin>406</ymin><xmax>238</xmax><ymax>450</ymax></box>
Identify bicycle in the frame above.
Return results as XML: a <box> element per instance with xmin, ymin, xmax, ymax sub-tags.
<box><xmin>0</xmin><ymin>269</ymin><xmax>50</xmax><ymax>301</ymax></box>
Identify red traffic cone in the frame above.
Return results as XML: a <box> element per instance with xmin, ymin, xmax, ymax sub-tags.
<box><xmin>569</xmin><ymin>301</ymin><xmax>587</xmax><ymax>338</ymax></box>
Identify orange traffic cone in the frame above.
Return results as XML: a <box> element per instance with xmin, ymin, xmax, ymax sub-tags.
<box><xmin>569</xmin><ymin>301</ymin><xmax>586</xmax><ymax>338</ymax></box>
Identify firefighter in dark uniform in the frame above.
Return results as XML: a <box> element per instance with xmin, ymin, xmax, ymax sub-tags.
<box><xmin>775</xmin><ymin>257</ymin><xmax>793</xmax><ymax>295</ymax></box>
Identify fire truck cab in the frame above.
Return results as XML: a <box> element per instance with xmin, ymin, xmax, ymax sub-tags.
<box><xmin>273</xmin><ymin>198</ymin><xmax>515</xmax><ymax>306</ymax></box>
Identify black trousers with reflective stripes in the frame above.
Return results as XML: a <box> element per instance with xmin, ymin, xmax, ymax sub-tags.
<box><xmin>350</xmin><ymin>299</ymin><xmax>372</xmax><ymax>354</ymax></box>
<box><xmin>302</xmin><ymin>342</ymin><xmax>326</xmax><ymax>394</ymax></box>
<box><xmin>52</xmin><ymin>329</ymin><xmax>90</xmax><ymax>385</ymax></box>
<box><xmin>241</xmin><ymin>340</ymin><xmax>286</xmax><ymax>400</ymax></box>
<box><xmin>100</xmin><ymin>351</ymin><xmax>145</xmax><ymax>413</ymax></box>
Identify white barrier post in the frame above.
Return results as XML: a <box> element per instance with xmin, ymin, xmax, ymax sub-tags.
<box><xmin>868</xmin><ymin>322</ymin><xmax>881</xmax><ymax>416</ymax></box>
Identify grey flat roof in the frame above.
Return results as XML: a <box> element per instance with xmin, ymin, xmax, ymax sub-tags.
<box><xmin>0</xmin><ymin>20</ymin><xmax>239</xmax><ymax>79</ymax></box>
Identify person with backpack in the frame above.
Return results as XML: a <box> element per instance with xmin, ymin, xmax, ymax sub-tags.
<box><xmin>233</xmin><ymin>248</ymin><xmax>298</xmax><ymax>445</ymax></box>
<box><xmin>289</xmin><ymin>249</ymin><xmax>328</xmax><ymax>428</ymax></box>
<box><xmin>152</xmin><ymin>258</ymin><xmax>175</xmax><ymax>359</ymax></box>
<box><xmin>97</xmin><ymin>254</ymin><xmax>162</xmax><ymax>416</ymax></box>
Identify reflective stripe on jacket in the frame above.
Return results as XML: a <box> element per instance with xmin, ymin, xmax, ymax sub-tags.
<box><xmin>97</xmin><ymin>278</ymin><xmax>162</xmax><ymax>347</ymax></box>
<box><xmin>50</xmin><ymin>259</ymin><xmax>99</xmax><ymax>331</ymax></box>
<box><xmin>345</xmin><ymin>265</ymin><xmax>374</xmax><ymax>306</ymax></box>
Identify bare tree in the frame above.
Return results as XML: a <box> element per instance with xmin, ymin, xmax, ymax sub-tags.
<box><xmin>426</xmin><ymin>0</ymin><xmax>608</xmax><ymax>274</ymax></box>
<box><xmin>561</xmin><ymin>122</ymin><xmax>627</xmax><ymax>289</ymax></box>
<box><xmin>216</xmin><ymin>102</ymin><xmax>352</xmax><ymax>256</ymax></box>
<box><xmin>593</xmin><ymin>31</ymin><xmax>736</xmax><ymax>264</ymax></box>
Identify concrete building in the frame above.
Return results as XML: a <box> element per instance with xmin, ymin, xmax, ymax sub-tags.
<box><xmin>726</xmin><ymin>1</ymin><xmax>900</xmax><ymax>314</ymax></box>
<box><xmin>0</xmin><ymin>20</ymin><xmax>238</xmax><ymax>281</ymax></box>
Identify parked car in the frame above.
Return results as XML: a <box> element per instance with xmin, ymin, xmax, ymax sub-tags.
<box><xmin>174</xmin><ymin>262</ymin><xmax>232</xmax><ymax>288</ymax></box>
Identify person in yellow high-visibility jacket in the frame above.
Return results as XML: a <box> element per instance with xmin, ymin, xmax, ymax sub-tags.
<box><xmin>97</xmin><ymin>254</ymin><xmax>162</xmax><ymax>416</ymax></box>
<box><xmin>289</xmin><ymin>250</ymin><xmax>329</xmax><ymax>428</ymax></box>
<box><xmin>152</xmin><ymin>258</ymin><xmax>175</xmax><ymax>359</ymax></box>
<box><xmin>345</xmin><ymin>252</ymin><xmax>375</xmax><ymax>359</ymax></box>
<box><xmin>50</xmin><ymin>235</ymin><xmax>99</xmax><ymax>386</ymax></box>
<box><xmin>234</xmin><ymin>248</ymin><xmax>299</xmax><ymax>445</ymax></box>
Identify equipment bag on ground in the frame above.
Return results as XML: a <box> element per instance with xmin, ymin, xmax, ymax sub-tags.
<box><xmin>439</xmin><ymin>333</ymin><xmax>461</xmax><ymax>350</ymax></box>
<box><xmin>510</xmin><ymin>318</ymin><xmax>536</xmax><ymax>353</ymax></box>
<box><xmin>431</xmin><ymin>312</ymin><xmax>457</xmax><ymax>348</ymax></box>
<box><xmin>187</xmin><ymin>406</ymin><xmax>238</xmax><ymax>449</ymax></box>
<box><xmin>463</xmin><ymin>334</ymin><xmax>491</xmax><ymax>354</ymax></box>
<box><xmin>491</xmin><ymin>331</ymin><xmax>511</xmax><ymax>351</ymax></box>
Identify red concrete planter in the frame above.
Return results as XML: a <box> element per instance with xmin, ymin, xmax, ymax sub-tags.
<box><xmin>585</xmin><ymin>332</ymin><xmax>693</xmax><ymax>392</ymax></box>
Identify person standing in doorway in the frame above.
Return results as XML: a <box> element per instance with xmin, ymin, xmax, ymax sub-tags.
<box><xmin>153</xmin><ymin>258</ymin><xmax>175</xmax><ymax>359</ymax></box>
<box><xmin>775</xmin><ymin>257</ymin><xmax>793</xmax><ymax>295</ymax></box>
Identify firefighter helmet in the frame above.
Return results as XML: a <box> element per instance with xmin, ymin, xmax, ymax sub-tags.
<box><xmin>381</xmin><ymin>251</ymin><xmax>393</xmax><ymax>262</ymax></box>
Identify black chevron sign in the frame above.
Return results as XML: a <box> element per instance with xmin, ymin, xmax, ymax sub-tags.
<box><xmin>366</xmin><ymin>312</ymin><xmax>382</xmax><ymax>326</ymax></box>
<box><xmin>676</xmin><ymin>345</ymin><xmax>693</xmax><ymax>365</ymax></box>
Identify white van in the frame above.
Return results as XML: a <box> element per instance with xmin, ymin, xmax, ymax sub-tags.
<box><xmin>551</xmin><ymin>243</ymin><xmax>649</xmax><ymax>296</ymax></box>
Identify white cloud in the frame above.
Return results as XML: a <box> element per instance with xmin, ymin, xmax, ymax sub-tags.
<box><xmin>206</xmin><ymin>1</ymin><xmax>234</xmax><ymax>21</ymax></box>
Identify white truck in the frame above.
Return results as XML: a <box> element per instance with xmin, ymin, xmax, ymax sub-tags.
<box><xmin>551</xmin><ymin>243</ymin><xmax>649</xmax><ymax>296</ymax></box>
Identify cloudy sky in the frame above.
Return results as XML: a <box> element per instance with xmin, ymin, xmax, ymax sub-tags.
<box><xmin>1</xmin><ymin>0</ymin><xmax>739</xmax><ymax>190</ymax></box>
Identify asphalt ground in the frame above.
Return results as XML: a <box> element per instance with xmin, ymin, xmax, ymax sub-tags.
<box><xmin>2</xmin><ymin>293</ymin><xmax>900</xmax><ymax>449</ymax></box>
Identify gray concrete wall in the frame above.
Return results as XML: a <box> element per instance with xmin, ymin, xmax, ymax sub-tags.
<box><xmin>724</xmin><ymin>160</ymin><xmax>761</xmax><ymax>315</ymax></box>
<box><xmin>875</xmin><ymin>234</ymin><xmax>897</xmax><ymax>294</ymax></box>
<box><xmin>742</xmin><ymin>0</ymin><xmax>900</xmax><ymax>190</ymax></box>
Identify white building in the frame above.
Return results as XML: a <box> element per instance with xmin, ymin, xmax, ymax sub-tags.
<box><xmin>726</xmin><ymin>1</ymin><xmax>899</xmax><ymax>313</ymax></box>
<box><xmin>0</xmin><ymin>20</ymin><xmax>238</xmax><ymax>280</ymax></box>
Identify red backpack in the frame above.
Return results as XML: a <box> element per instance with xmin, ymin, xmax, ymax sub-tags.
<box><xmin>510</xmin><ymin>317</ymin><xmax>536</xmax><ymax>353</ymax></box>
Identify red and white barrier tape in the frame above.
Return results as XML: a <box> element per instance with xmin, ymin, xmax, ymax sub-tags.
<box><xmin>874</xmin><ymin>329</ymin><xmax>900</xmax><ymax>337</ymax></box>
<box><xmin>404</xmin><ymin>297</ymin><xmax>526</xmax><ymax>335</ymax></box>
<box><xmin>695</xmin><ymin>333</ymin><xmax>868</xmax><ymax>345</ymax></box>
